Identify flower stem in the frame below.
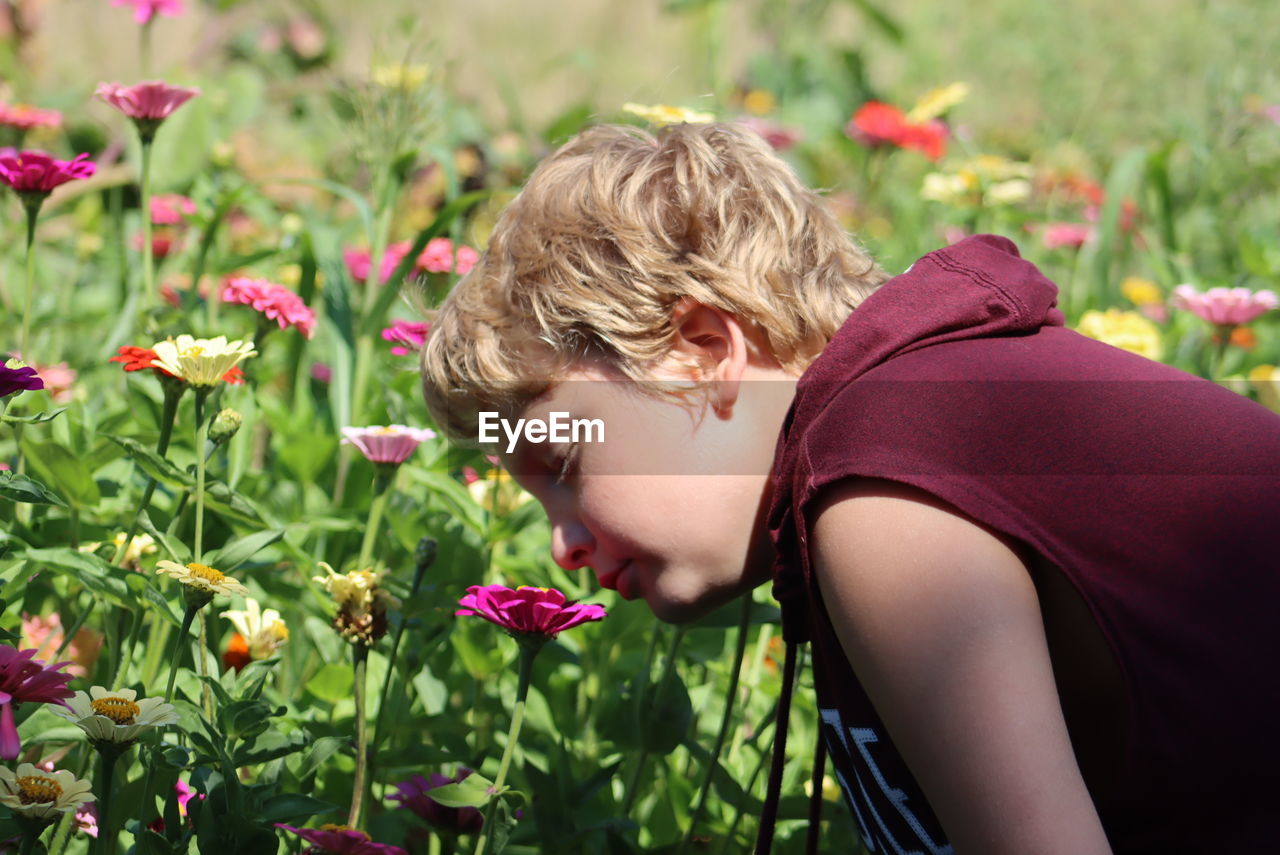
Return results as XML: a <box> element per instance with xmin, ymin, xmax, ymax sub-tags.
<box><xmin>19</xmin><ymin>202</ymin><xmax>37</xmax><ymax>359</ymax></box>
<box><xmin>17</xmin><ymin>823</ymin><xmax>39</xmax><ymax>855</ymax></box>
<box><xmin>114</xmin><ymin>382</ymin><xmax>182</xmax><ymax>566</ymax></box>
<box><xmin>193</xmin><ymin>389</ymin><xmax>210</xmax><ymax>563</ymax></box>
<box><xmin>347</xmin><ymin>643</ymin><xmax>370</xmax><ymax>829</ymax></box>
<box><xmin>198</xmin><ymin>609</ymin><xmax>214</xmax><ymax>721</ymax></box>
<box><xmin>140</xmin><ymin>140</ymin><xmax>155</xmax><ymax>305</ymax></box>
<box><xmin>165</xmin><ymin>604</ymin><xmax>201</xmax><ymax>703</ymax></box>
<box><xmin>357</xmin><ymin>474</ymin><xmax>393</xmax><ymax>570</ymax></box>
<box><xmin>1211</xmin><ymin>324</ymin><xmax>1234</xmax><ymax>382</ymax></box>
<box><xmin>474</xmin><ymin>645</ymin><xmax>535</xmax><ymax>855</ymax></box>
<box><xmin>95</xmin><ymin>748</ymin><xmax>119</xmax><ymax>855</ymax></box>
<box><xmin>678</xmin><ymin>595</ymin><xmax>753</xmax><ymax>855</ymax></box>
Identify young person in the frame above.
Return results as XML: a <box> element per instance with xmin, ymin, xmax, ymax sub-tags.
<box><xmin>419</xmin><ymin>121</ymin><xmax>1280</xmax><ymax>854</ymax></box>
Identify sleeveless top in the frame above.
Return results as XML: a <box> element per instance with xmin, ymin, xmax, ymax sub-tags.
<box><xmin>764</xmin><ymin>234</ymin><xmax>1280</xmax><ymax>853</ymax></box>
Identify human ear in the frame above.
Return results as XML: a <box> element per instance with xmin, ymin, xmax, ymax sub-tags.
<box><xmin>667</xmin><ymin>297</ymin><xmax>749</xmax><ymax>416</ymax></box>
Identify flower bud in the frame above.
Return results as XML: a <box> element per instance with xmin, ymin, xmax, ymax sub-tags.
<box><xmin>208</xmin><ymin>408</ymin><xmax>242</xmax><ymax>445</ymax></box>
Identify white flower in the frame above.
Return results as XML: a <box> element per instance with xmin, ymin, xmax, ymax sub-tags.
<box><xmin>622</xmin><ymin>102</ymin><xmax>715</xmax><ymax>126</ymax></box>
<box><xmin>49</xmin><ymin>687</ymin><xmax>179</xmax><ymax>745</ymax></box>
<box><xmin>220</xmin><ymin>598</ymin><xmax>289</xmax><ymax>660</ymax></box>
<box><xmin>156</xmin><ymin>560</ymin><xmax>249</xmax><ymax>597</ymax></box>
<box><xmin>0</xmin><ymin>763</ymin><xmax>94</xmax><ymax>819</ymax></box>
<box><xmin>150</xmin><ymin>334</ymin><xmax>256</xmax><ymax>386</ymax></box>
<box><xmin>984</xmin><ymin>178</ymin><xmax>1032</xmax><ymax>206</ymax></box>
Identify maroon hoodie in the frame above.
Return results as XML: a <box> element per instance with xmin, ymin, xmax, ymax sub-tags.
<box><xmin>764</xmin><ymin>234</ymin><xmax>1280</xmax><ymax>853</ymax></box>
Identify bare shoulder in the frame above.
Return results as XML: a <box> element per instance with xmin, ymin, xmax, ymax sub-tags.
<box><xmin>807</xmin><ymin>476</ymin><xmax>1114</xmax><ymax>855</ymax></box>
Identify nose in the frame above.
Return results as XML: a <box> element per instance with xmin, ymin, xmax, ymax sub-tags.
<box><xmin>550</xmin><ymin>515</ymin><xmax>595</xmax><ymax>571</ymax></box>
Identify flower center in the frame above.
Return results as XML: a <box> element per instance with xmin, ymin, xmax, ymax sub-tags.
<box><xmin>16</xmin><ymin>775</ymin><xmax>62</xmax><ymax>805</ymax></box>
<box><xmin>90</xmin><ymin>696</ymin><xmax>141</xmax><ymax>725</ymax></box>
<box><xmin>180</xmin><ymin>345</ymin><xmax>205</xmax><ymax>358</ymax></box>
<box><xmin>186</xmin><ymin>563</ymin><xmax>225</xmax><ymax>584</ymax></box>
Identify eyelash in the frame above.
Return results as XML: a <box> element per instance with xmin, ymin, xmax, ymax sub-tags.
<box><xmin>552</xmin><ymin>445</ymin><xmax>578</xmax><ymax>485</ymax></box>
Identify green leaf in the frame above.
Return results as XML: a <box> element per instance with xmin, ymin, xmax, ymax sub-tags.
<box><xmin>304</xmin><ymin>663</ymin><xmax>354</xmax><ymax>703</ymax></box>
<box><xmin>233</xmin><ymin>728</ymin><xmax>310</xmax><ymax>766</ymax></box>
<box><xmin>205</xmin><ymin>529</ymin><xmax>285</xmax><ymax>573</ymax></box>
<box><xmin>23</xmin><ymin>547</ymin><xmax>132</xmax><ymax>604</ymax></box>
<box><xmin>0</xmin><ymin>471</ymin><xmax>66</xmax><ymax>506</ymax></box>
<box><xmin>840</xmin><ymin>0</ymin><xmax>905</xmax><ymax>43</ymax></box>
<box><xmin>258</xmin><ymin>792</ymin><xmax>338</xmax><ymax>824</ymax></box>
<box><xmin>20</xmin><ymin>437</ymin><xmax>99</xmax><ymax>507</ymax></box>
<box><xmin>640</xmin><ymin>671</ymin><xmax>693</xmax><ymax>756</ymax></box>
<box><xmin>427</xmin><ymin>772</ymin><xmax>495</xmax><ymax>809</ymax></box>
<box><xmin>0</xmin><ymin>407</ymin><xmax>66</xmax><ymax>424</ymax></box>
<box><xmin>1085</xmin><ymin>146</ymin><xmax>1148</xmax><ymax>308</ymax></box>
<box><xmin>294</xmin><ymin>735</ymin><xmax>346</xmax><ymax>781</ymax></box>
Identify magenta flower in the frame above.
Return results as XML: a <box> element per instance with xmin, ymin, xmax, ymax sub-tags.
<box><xmin>111</xmin><ymin>0</ymin><xmax>185</xmax><ymax>25</ymax></box>
<box><xmin>341</xmin><ymin>425</ymin><xmax>436</xmax><ymax>465</ymax></box>
<box><xmin>0</xmin><ymin>150</ymin><xmax>96</xmax><ymax>201</ymax></box>
<box><xmin>380</xmin><ymin>319</ymin><xmax>431</xmax><ymax>355</ymax></box>
<box><xmin>274</xmin><ymin>824</ymin><xmax>407</xmax><ymax>855</ymax></box>
<box><xmin>96</xmin><ymin>81</ymin><xmax>199</xmax><ymax>141</ymax></box>
<box><xmin>222</xmin><ymin>277</ymin><xmax>316</xmax><ymax>339</ymax></box>
<box><xmin>1172</xmin><ymin>284</ymin><xmax>1278</xmax><ymax>327</ymax></box>
<box><xmin>1040</xmin><ymin>222</ymin><xmax>1094</xmax><ymax>250</ymax></box>
<box><xmin>343</xmin><ymin>241</ymin><xmax>411</xmax><ymax>285</ymax></box>
<box><xmin>0</xmin><ymin>103</ymin><xmax>63</xmax><ymax>131</ymax></box>
<box><xmin>150</xmin><ymin>193</ymin><xmax>196</xmax><ymax>225</ymax></box>
<box><xmin>416</xmin><ymin>237</ymin><xmax>479</xmax><ymax>276</ymax></box>
<box><xmin>0</xmin><ymin>645</ymin><xmax>75</xmax><ymax>760</ymax></box>
<box><xmin>388</xmin><ymin>770</ymin><xmax>484</xmax><ymax>834</ymax></box>
<box><xmin>456</xmin><ymin>585</ymin><xmax>608</xmax><ymax>640</ymax></box>
<box><xmin>1</xmin><ymin>361</ymin><xmax>43</xmax><ymax>398</ymax></box>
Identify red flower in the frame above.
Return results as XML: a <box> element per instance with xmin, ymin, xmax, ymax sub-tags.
<box><xmin>0</xmin><ymin>645</ymin><xmax>75</xmax><ymax>760</ymax></box>
<box><xmin>0</xmin><ymin>150</ymin><xmax>96</xmax><ymax>198</ymax></box>
<box><xmin>222</xmin><ymin>633</ymin><xmax>251</xmax><ymax>673</ymax></box>
<box><xmin>455</xmin><ymin>585</ymin><xmax>608</xmax><ymax>639</ymax></box>
<box><xmin>845</xmin><ymin>101</ymin><xmax>948</xmax><ymax>161</ymax></box>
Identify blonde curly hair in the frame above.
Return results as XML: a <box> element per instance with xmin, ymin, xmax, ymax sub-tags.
<box><xmin>420</xmin><ymin>121</ymin><xmax>889</xmax><ymax>444</ymax></box>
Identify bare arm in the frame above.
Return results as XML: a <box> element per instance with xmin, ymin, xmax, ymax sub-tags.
<box><xmin>809</xmin><ymin>477</ymin><xmax>1113</xmax><ymax>855</ymax></box>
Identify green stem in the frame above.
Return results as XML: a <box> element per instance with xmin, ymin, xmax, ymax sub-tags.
<box><xmin>194</xmin><ymin>389</ymin><xmax>210</xmax><ymax>563</ymax></box>
<box><xmin>347</xmin><ymin>643</ymin><xmax>370</xmax><ymax>828</ymax></box>
<box><xmin>140</xmin><ymin>140</ymin><xmax>155</xmax><ymax>305</ymax></box>
<box><xmin>198</xmin><ymin>609</ymin><xmax>214</xmax><ymax>721</ymax></box>
<box><xmin>623</xmin><ymin>625</ymin><xmax>685</xmax><ymax>816</ymax></box>
<box><xmin>165</xmin><ymin>605</ymin><xmax>200</xmax><ymax>703</ymax></box>
<box><xmin>95</xmin><ymin>749</ymin><xmax>119</xmax><ymax>855</ymax></box>
<box><xmin>114</xmin><ymin>383</ymin><xmax>182</xmax><ymax>566</ymax></box>
<box><xmin>17</xmin><ymin>824</ymin><xmax>39</xmax><ymax>855</ymax></box>
<box><xmin>1211</xmin><ymin>324</ymin><xmax>1233</xmax><ymax>382</ymax></box>
<box><xmin>474</xmin><ymin>645</ymin><xmax>535</xmax><ymax>855</ymax></box>
<box><xmin>19</xmin><ymin>202</ymin><xmax>37</xmax><ymax>359</ymax></box>
<box><xmin>357</xmin><ymin>475</ymin><xmax>392</xmax><ymax>569</ymax></box>
<box><xmin>678</xmin><ymin>595</ymin><xmax>753</xmax><ymax>855</ymax></box>
<box><xmin>46</xmin><ymin>811</ymin><xmax>75</xmax><ymax>855</ymax></box>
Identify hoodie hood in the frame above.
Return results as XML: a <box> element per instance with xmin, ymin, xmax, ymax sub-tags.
<box><xmin>767</xmin><ymin>234</ymin><xmax>1064</xmax><ymax>639</ymax></box>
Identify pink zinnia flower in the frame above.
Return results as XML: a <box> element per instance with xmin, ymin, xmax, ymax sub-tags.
<box><xmin>416</xmin><ymin>237</ymin><xmax>479</xmax><ymax>276</ymax></box>
<box><xmin>111</xmin><ymin>0</ymin><xmax>185</xmax><ymax>25</ymax></box>
<box><xmin>30</xmin><ymin>362</ymin><xmax>75</xmax><ymax>404</ymax></box>
<box><xmin>132</xmin><ymin>229</ymin><xmax>179</xmax><ymax>258</ymax></box>
<box><xmin>344</xmin><ymin>241</ymin><xmax>411</xmax><ymax>285</ymax></box>
<box><xmin>1172</xmin><ymin>284</ymin><xmax>1278</xmax><ymax>327</ymax></box>
<box><xmin>1041</xmin><ymin>222</ymin><xmax>1095</xmax><ymax>250</ymax></box>
<box><xmin>0</xmin><ymin>150</ymin><xmax>96</xmax><ymax>199</ymax></box>
<box><xmin>274</xmin><ymin>824</ymin><xmax>407</xmax><ymax>855</ymax></box>
<box><xmin>341</xmin><ymin>425</ymin><xmax>436</xmax><ymax>465</ymax></box>
<box><xmin>455</xmin><ymin>585</ymin><xmax>608</xmax><ymax>639</ymax></box>
<box><xmin>0</xmin><ymin>103</ymin><xmax>62</xmax><ymax>131</ymax></box>
<box><xmin>388</xmin><ymin>770</ymin><xmax>483</xmax><ymax>834</ymax></box>
<box><xmin>20</xmin><ymin>614</ymin><xmax>103</xmax><ymax>680</ymax></box>
<box><xmin>221</xmin><ymin>277</ymin><xmax>316</xmax><ymax>339</ymax></box>
<box><xmin>150</xmin><ymin>193</ymin><xmax>196</xmax><ymax>225</ymax></box>
<box><xmin>380</xmin><ymin>319</ymin><xmax>431</xmax><ymax>355</ymax></box>
<box><xmin>738</xmin><ymin>116</ymin><xmax>802</xmax><ymax>150</ymax></box>
<box><xmin>310</xmin><ymin>362</ymin><xmax>332</xmax><ymax>384</ymax></box>
<box><xmin>0</xmin><ymin>645</ymin><xmax>75</xmax><ymax>760</ymax></box>
<box><xmin>95</xmin><ymin>81</ymin><xmax>199</xmax><ymax>141</ymax></box>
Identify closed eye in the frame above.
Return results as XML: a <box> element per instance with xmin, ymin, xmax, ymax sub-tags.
<box><xmin>552</xmin><ymin>443</ymin><xmax>579</xmax><ymax>485</ymax></box>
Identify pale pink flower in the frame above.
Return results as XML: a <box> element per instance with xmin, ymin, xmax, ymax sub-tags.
<box><xmin>738</xmin><ymin>116</ymin><xmax>802</xmax><ymax>150</ymax></box>
<box><xmin>75</xmin><ymin>801</ymin><xmax>99</xmax><ymax>838</ymax></box>
<box><xmin>341</xmin><ymin>425</ymin><xmax>436</xmax><ymax>465</ymax></box>
<box><xmin>416</xmin><ymin>237</ymin><xmax>478</xmax><ymax>275</ymax></box>
<box><xmin>1041</xmin><ymin>222</ymin><xmax>1094</xmax><ymax>250</ymax></box>
<box><xmin>1172</xmin><ymin>284</ymin><xmax>1279</xmax><ymax>327</ymax></box>
<box><xmin>96</xmin><ymin>81</ymin><xmax>199</xmax><ymax>140</ymax></box>
<box><xmin>19</xmin><ymin>614</ymin><xmax>102</xmax><ymax>680</ymax></box>
<box><xmin>344</xmin><ymin>241</ymin><xmax>411</xmax><ymax>285</ymax></box>
<box><xmin>111</xmin><ymin>0</ymin><xmax>185</xmax><ymax>25</ymax></box>
<box><xmin>30</xmin><ymin>363</ymin><xmax>76</xmax><ymax>404</ymax></box>
<box><xmin>381</xmin><ymin>319</ymin><xmax>431</xmax><ymax>355</ymax></box>
<box><xmin>221</xmin><ymin>277</ymin><xmax>316</xmax><ymax>338</ymax></box>
<box><xmin>150</xmin><ymin>193</ymin><xmax>196</xmax><ymax>225</ymax></box>
<box><xmin>310</xmin><ymin>362</ymin><xmax>332</xmax><ymax>384</ymax></box>
<box><xmin>0</xmin><ymin>104</ymin><xmax>62</xmax><ymax>131</ymax></box>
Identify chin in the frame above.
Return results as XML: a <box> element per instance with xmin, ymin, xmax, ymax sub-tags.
<box><xmin>644</xmin><ymin>579</ymin><xmax>737</xmax><ymax>625</ymax></box>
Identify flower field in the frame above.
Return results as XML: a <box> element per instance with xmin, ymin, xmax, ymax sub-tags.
<box><xmin>2</xmin><ymin>1</ymin><xmax>1279</xmax><ymax>853</ymax></box>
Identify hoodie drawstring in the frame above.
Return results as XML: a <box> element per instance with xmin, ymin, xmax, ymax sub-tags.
<box><xmin>754</xmin><ymin>639</ymin><xmax>799</xmax><ymax>855</ymax></box>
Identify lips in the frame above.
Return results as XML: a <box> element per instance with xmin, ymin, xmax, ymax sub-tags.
<box><xmin>597</xmin><ymin>560</ymin><xmax>631</xmax><ymax>593</ymax></box>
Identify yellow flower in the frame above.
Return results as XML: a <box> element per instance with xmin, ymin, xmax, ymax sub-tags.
<box><xmin>965</xmin><ymin>154</ymin><xmax>1034</xmax><ymax>181</ymax></box>
<box><xmin>372</xmin><ymin>63</ymin><xmax>430</xmax><ymax>91</ymax></box>
<box><xmin>1075</xmin><ymin>309</ymin><xmax>1163</xmax><ymax>361</ymax></box>
<box><xmin>151</xmin><ymin>335</ymin><xmax>256</xmax><ymax>387</ymax></box>
<box><xmin>156</xmin><ymin>560</ymin><xmax>249</xmax><ymax>598</ymax></box>
<box><xmin>0</xmin><ymin>764</ymin><xmax>94</xmax><ymax>820</ymax></box>
<box><xmin>622</xmin><ymin>102</ymin><xmax>715</xmax><ymax>127</ymax></box>
<box><xmin>906</xmin><ymin>82</ymin><xmax>970</xmax><ymax>124</ymax></box>
<box><xmin>742</xmin><ymin>89</ymin><xmax>776</xmax><ymax>116</ymax></box>
<box><xmin>313</xmin><ymin>562</ymin><xmax>401</xmax><ymax>645</ymax></box>
<box><xmin>50</xmin><ymin>687</ymin><xmax>179</xmax><ymax>745</ymax></box>
<box><xmin>220</xmin><ymin>598</ymin><xmax>289</xmax><ymax>659</ymax></box>
<box><xmin>921</xmin><ymin>171</ymin><xmax>977</xmax><ymax>204</ymax></box>
<box><xmin>467</xmin><ymin>467</ymin><xmax>534</xmax><ymax>516</ymax></box>
<box><xmin>1121</xmin><ymin>276</ymin><xmax>1162</xmax><ymax>306</ymax></box>
<box><xmin>1249</xmin><ymin>364</ymin><xmax>1280</xmax><ymax>414</ymax></box>
<box><xmin>984</xmin><ymin>178</ymin><xmax>1032</xmax><ymax>206</ymax></box>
